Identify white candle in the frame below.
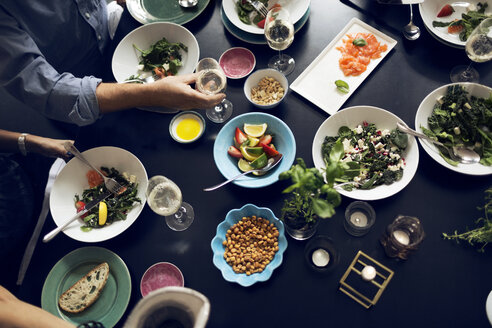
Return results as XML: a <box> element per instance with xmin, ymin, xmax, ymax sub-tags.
<box><xmin>350</xmin><ymin>211</ymin><xmax>368</xmax><ymax>227</ymax></box>
<box><xmin>312</xmin><ymin>248</ymin><xmax>330</xmax><ymax>267</ymax></box>
<box><xmin>361</xmin><ymin>265</ymin><xmax>376</xmax><ymax>281</ymax></box>
<box><xmin>393</xmin><ymin>230</ymin><xmax>410</xmax><ymax>245</ymax></box>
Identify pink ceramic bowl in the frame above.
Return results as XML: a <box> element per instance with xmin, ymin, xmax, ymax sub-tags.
<box><xmin>140</xmin><ymin>262</ymin><xmax>184</xmax><ymax>297</ymax></box>
<box><xmin>219</xmin><ymin>47</ymin><xmax>256</xmax><ymax>79</ymax></box>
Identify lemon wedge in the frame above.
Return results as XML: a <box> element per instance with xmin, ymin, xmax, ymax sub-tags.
<box><xmin>238</xmin><ymin>158</ymin><xmax>254</xmax><ymax>172</ymax></box>
<box><xmin>247</xmin><ymin>136</ymin><xmax>260</xmax><ymax>147</ymax></box>
<box><xmin>243</xmin><ymin>123</ymin><xmax>267</xmax><ymax>138</ymax></box>
<box><xmin>99</xmin><ymin>201</ymin><xmax>108</xmax><ymax>226</ymax></box>
<box><xmin>240</xmin><ymin>145</ymin><xmax>260</xmax><ymax>161</ymax></box>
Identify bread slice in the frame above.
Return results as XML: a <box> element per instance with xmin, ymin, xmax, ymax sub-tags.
<box><xmin>58</xmin><ymin>262</ymin><xmax>109</xmax><ymax>313</ymax></box>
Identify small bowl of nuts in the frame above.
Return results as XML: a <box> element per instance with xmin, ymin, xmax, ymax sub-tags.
<box><xmin>244</xmin><ymin>68</ymin><xmax>288</xmax><ymax>109</ymax></box>
<box><xmin>211</xmin><ymin>203</ymin><xmax>288</xmax><ymax>287</ymax></box>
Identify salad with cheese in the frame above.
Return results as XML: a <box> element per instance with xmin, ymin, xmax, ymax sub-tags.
<box><xmin>321</xmin><ymin>122</ymin><xmax>408</xmax><ymax>190</ymax></box>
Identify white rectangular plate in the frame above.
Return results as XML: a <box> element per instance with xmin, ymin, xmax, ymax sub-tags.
<box><xmin>291</xmin><ymin>17</ymin><xmax>397</xmax><ymax>115</ymax></box>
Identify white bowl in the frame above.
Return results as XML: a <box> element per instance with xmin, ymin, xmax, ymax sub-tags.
<box><xmin>49</xmin><ymin>146</ymin><xmax>148</xmax><ymax>242</ymax></box>
<box><xmin>244</xmin><ymin>69</ymin><xmax>288</xmax><ymax>109</ymax></box>
<box><xmin>112</xmin><ymin>22</ymin><xmax>200</xmax><ymax>83</ymax></box>
<box><xmin>312</xmin><ymin>106</ymin><xmax>420</xmax><ymax>201</ymax></box>
<box><xmin>223</xmin><ymin>0</ymin><xmax>311</xmax><ymax>35</ymax></box>
<box><xmin>415</xmin><ymin>82</ymin><xmax>492</xmax><ymax>176</ymax></box>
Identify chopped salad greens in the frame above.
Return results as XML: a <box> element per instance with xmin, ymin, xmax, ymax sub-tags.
<box><xmin>130</xmin><ymin>37</ymin><xmax>188</xmax><ymax>80</ymax></box>
<box><xmin>432</xmin><ymin>2</ymin><xmax>491</xmax><ymax>41</ymax></box>
<box><xmin>235</xmin><ymin>0</ymin><xmax>269</xmax><ymax>26</ymax></box>
<box><xmin>321</xmin><ymin>122</ymin><xmax>408</xmax><ymax>190</ymax></box>
<box><xmin>421</xmin><ymin>85</ymin><xmax>492</xmax><ymax>166</ymax></box>
<box><xmin>75</xmin><ymin>167</ymin><xmax>141</xmax><ymax>231</ymax></box>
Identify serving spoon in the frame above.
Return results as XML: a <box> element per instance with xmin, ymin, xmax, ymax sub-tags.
<box><xmin>396</xmin><ymin>122</ymin><xmax>480</xmax><ymax>164</ymax></box>
<box><xmin>178</xmin><ymin>0</ymin><xmax>198</xmax><ymax>8</ymax></box>
<box><xmin>203</xmin><ymin>154</ymin><xmax>283</xmax><ymax>191</ymax></box>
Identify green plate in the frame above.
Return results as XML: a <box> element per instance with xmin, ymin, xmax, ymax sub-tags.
<box><xmin>41</xmin><ymin>247</ymin><xmax>131</xmax><ymax>328</ymax></box>
<box><xmin>127</xmin><ymin>0</ymin><xmax>210</xmax><ymax>25</ymax></box>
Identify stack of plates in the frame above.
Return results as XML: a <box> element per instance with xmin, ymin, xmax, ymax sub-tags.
<box><xmin>419</xmin><ymin>0</ymin><xmax>491</xmax><ymax>49</ymax></box>
<box><xmin>221</xmin><ymin>0</ymin><xmax>311</xmax><ymax>44</ymax></box>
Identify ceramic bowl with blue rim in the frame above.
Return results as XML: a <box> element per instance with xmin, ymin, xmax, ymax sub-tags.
<box><xmin>213</xmin><ymin>112</ymin><xmax>296</xmax><ymax>188</ymax></box>
<box><xmin>211</xmin><ymin>204</ymin><xmax>288</xmax><ymax>287</ymax></box>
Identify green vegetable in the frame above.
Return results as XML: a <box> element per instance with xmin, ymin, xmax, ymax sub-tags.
<box><xmin>443</xmin><ymin>187</ymin><xmax>492</xmax><ymax>252</ymax></box>
<box><xmin>432</xmin><ymin>2</ymin><xmax>491</xmax><ymax>41</ymax></box>
<box><xmin>132</xmin><ymin>38</ymin><xmax>188</xmax><ymax>76</ymax></box>
<box><xmin>352</xmin><ymin>38</ymin><xmax>368</xmax><ymax>47</ymax></box>
<box><xmin>421</xmin><ymin>85</ymin><xmax>492</xmax><ymax>166</ymax></box>
<box><xmin>321</xmin><ymin>122</ymin><xmax>408</xmax><ymax>190</ymax></box>
<box><xmin>235</xmin><ymin>0</ymin><xmax>268</xmax><ymax>25</ymax></box>
<box><xmin>335</xmin><ymin>80</ymin><xmax>350</xmax><ymax>94</ymax></box>
<box><xmin>279</xmin><ymin>141</ymin><xmax>345</xmax><ymax>223</ymax></box>
<box><xmin>75</xmin><ymin>167</ymin><xmax>141</xmax><ymax>230</ymax></box>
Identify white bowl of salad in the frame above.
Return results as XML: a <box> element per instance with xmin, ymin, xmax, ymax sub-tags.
<box><xmin>111</xmin><ymin>22</ymin><xmax>199</xmax><ymax>83</ymax></box>
<box><xmin>312</xmin><ymin>106</ymin><xmax>420</xmax><ymax>201</ymax></box>
<box><xmin>49</xmin><ymin>146</ymin><xmax>148</xmax><ymax>243</ymax></box>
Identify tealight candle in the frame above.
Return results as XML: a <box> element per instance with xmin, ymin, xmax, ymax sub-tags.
<box><xmin>350</xmin><ymin>211</ymin><xmax>368</xmax><ymax>227</ymax></box>
<box><xmin>393</xmin><ymin>229</ymin><xmax>410</xmax><ymax>245</ymax></box>
<box><xmin>344</xmin><ymin>201</ymin><xmax>376</xmax><ymax>237</ymax></box>
<box><xmin>312</xmin><ymin>248</ymin><xmax>330</xmax><ymax>267</ymax></box>
<box><xmin>361</xmin><ymin>265</ymin><xmax>376</xmax><ymax>281</ymax></box>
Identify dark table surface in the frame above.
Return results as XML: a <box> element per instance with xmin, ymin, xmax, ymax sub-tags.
<box><xmin>4</xmin><ymin>1</ymin><xmax>492</xmax><ymax>327</ymax></box>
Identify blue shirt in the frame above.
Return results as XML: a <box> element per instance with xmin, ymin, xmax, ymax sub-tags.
<box><xmin>0</xmin><ymin>1</ymin><xmax>109</xmax><ymax>126</ymax></box>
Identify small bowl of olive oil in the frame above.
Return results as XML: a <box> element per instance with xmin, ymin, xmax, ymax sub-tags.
<box><xmin>169</xmin><ymin>111</ymin><xmax>206</xmax><ymax>143</ymax></box>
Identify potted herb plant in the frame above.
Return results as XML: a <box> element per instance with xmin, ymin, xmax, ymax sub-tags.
<box><xmin>279</xmin><ymin>140</ymin><xmax>350</xmax><ymax>240</ymax></box>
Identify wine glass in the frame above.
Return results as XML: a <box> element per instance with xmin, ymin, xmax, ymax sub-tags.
<box><xmin>450</xmin><ymin>18</ymin><xmax>492</xmax><ymax>83</ymax></box>
<box><xmin>264</xmin><ymin>6</ymin><xmax>295</xmax><ymax>75</ymax></box>
<box><xmin>195</xmin><ymin>58</ymin><xmax>233</xmax><ymax>123</ymax></box>
<box><xmin>146</xmin><ymin>175</ymin><xmax>195</xmax><ymax>231</ymax></box>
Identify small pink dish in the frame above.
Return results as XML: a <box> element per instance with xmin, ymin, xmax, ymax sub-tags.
<box><xmin>219</xmin><ymin>47</ymin><xmax>256</xmax><ymax>79</ymax></box>
<box><xmin>140</xmin><ymin>262</ymin><xmax>184</xmax><ymax>297</ymax></box>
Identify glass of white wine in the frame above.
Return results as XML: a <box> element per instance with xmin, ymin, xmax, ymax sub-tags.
<box><xmin>264</xmin><ymin>6</ymin><xmax>295</xmax><ymax>76</ymax></box>
<box><xmin>146</xmin><ymin>175</ymin><xmax>195</xmax><ymax>231</ymax></box>
<box><xmin>450</xmin><ymin>18</ymin><xmax>492</xmax><ymax>83</ymax></box>
<box><xmin>195</xmin><ymin>58</ymin><xmax>233</xmax><ymax>123</ymax></box>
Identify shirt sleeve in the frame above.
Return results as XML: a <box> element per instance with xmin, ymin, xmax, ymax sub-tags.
<box><xmin>0</xmin><ymin>7</ymin><xmax>101</xmax><ymax>126</ymax></box>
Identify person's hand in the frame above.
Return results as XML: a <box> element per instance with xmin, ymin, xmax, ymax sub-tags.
<box><xmin>26</xmin><ymin>136</ymin><xmax>74</xmax><ymax>161</ymax></box>
<box><xmin>150</xmin><ymin>73</ymin><xmax>226</xmax><ymax>110</ymax></box>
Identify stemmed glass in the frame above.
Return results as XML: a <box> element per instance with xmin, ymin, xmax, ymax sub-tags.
<box><xmin>264</xmin><ymin>6</ymin><xmax>295</xmax><ymax>75</ymax></box>
<box><xmin>146</xmin><ymin>175</ymin><xmax>195</xmax><ymax>231</ymax></box>
<box><xmin>195</xmin><ymin>57</ymin><xmax>233</xmax><ymax>123</ymax></box>
<box><xmin>450</xmin><ymin>18</ymin><xmax>492</xmax><ymax>83</ymax></box>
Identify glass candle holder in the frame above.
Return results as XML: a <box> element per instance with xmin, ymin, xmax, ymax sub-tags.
<box><xmin>304</xmin><ymin>235</ymin><xmax>339</xmax><ymax>273</ymax></box>
<box><xmin>380</xmin><ymin>215</ymin><xmax>425</xmax><ymax>260</ymax></box>
<box><xmin>344</xmin><ymin>201</ymin><xmax>376</xmax><ymax>237</ymax></box>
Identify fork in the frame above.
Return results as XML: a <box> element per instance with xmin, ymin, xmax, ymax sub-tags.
<box><xmin>64</xmin><ymin>142</ymin><xmax>124</xmax><ymax>194</ymax></box>
<box><xmin>120</xmin><ymin>75</ymin><xmax>158</xmax><ymax>84</ymax></box>
<box><xmin>246</xmin><ymin>0</ymin><xmax>268</xmax><ymax>17</ymax></box>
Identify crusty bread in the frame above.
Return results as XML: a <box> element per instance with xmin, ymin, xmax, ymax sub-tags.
<box><xmin>58</xmin><ymin>262</ymin><xmax>109</xmax><ymax>313</ymax></box>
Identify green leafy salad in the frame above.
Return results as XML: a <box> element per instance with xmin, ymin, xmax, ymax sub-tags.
<box><xmin>235</xmin><ymin>0</ymin><xmax>268</xmax><ymax>26</ymax></box>
<box><xmin>130</xmin><ymin>37</ymin><xmax>188</xmax><ymax>80</ymax></box>
<box><xmin>421</xmin><ymin>85</ymin><xmax>492</xmax><ymax>166</ymax></box>
<box><xmin>432</xmin><ymin>2</ymin><xmax>491</xmax><ymax>41</ymax></box>
<box><xmin>321</xmin><ymin>122</ymin><xmax>408</xmax><ymax>190</ymax></box>
<box><xmin>75</xmin><ymin>167</ymin><xmax>141</xmax><ymax>231</ymax></box>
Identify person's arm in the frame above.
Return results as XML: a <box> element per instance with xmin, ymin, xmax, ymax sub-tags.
<box><xmin>0</xmin><ymin>285</ymin><xmax>74</xmax><ymax>328</ymax></box>
<box><xmin>0</xmin><ymin>129</ymin><xmax>74</xmax><ymax>159</ymax></box>
<box><xmin>96</xmin><ymin>73</ymin><xmax>225</xmax><ymax>113</ymax></box>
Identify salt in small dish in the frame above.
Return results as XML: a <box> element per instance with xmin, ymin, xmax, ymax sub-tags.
<box><xmin>219</xmin><ymin>47</ymin><xmax>256</xmax><ymax>79</ymax></box>
<box><xmin>140</xmin><ymin>262</ymin><xmax>185</xmax><ymax>297</ymax></box>
<box><xmin>169</xmin><ymin>111</ymin><xmax>206</xmax><ymax>144</ymax></box>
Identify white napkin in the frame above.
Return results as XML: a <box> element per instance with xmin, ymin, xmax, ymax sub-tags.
<box><xmin>107</xmin><ymin>1</ymin><xmax>124</xmax><ymax>40</ymax></box>
<box><xmin>16</xmin><ymin>158</ymin><xmax>66</xmax><ymax>285</ymax></box>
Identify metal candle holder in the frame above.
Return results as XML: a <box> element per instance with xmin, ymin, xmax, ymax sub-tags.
<box><xmin>339</xmin><ymin>251</ymin><xmax>394</xmax><ymax>309</ymax></box>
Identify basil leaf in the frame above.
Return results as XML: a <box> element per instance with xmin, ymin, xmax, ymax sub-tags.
<box><xmin>352</xmin><ymin>38</ymin><xmax>367</xmax><ymax>46</ymax></box>
<box><xmin>335</xmin><ymin>80</ymin><xmax>349</xmax><ymax>94</ymax></box>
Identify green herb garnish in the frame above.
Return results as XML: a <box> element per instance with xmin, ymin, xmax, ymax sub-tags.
<box><xmin>335</xmin><ymin>80</ymin><xmax>350</xmax><ymax>94</ymax></box>
<box><xmin>132</xmin><ymin>37</ymin><xmax>187</xmax><ymax>76</ymax></box>
<box><xmin>443</xmin><ymin>187</ymin><xmax>492</xmax><ymax>252</ymax></box>
<box><xmin>352</xmin><ymin>38</ymin><xmax>368</xmax><ymax>46</ymax></box>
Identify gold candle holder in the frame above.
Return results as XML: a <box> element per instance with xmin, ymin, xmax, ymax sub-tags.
<box><xmin>339</xmin><ymin>251</ymin><xmax>394</xmax><ymax>309</ymax></box>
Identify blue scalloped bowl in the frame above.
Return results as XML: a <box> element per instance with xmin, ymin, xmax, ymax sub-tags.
<box><xmin>213</xmin><ymin>112</ymin><xmax>296</xmax><ymax>188</ymax></box>
<box><xmin>211</xmin><ymin>204</ymin><xmax>288</xmax><ymax>287</ymax></box>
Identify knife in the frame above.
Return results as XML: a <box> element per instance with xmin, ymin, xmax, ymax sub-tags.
<box><xmin>42</xmin><ymin>190</ymin><xmax>112</xmax><ymax>243</ymax></box>
<box><xmin>377</xmin><ymin>0</ymin><xmax>424</xmax><ymax>4</ymax></box>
